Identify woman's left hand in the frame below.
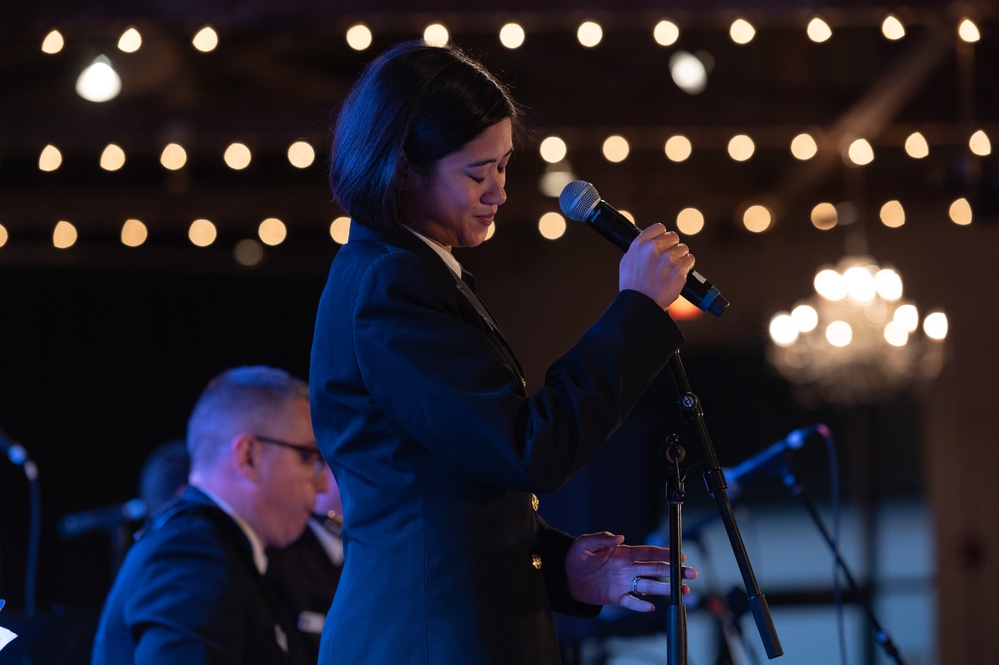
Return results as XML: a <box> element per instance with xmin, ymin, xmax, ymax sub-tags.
<box><xmin>565</xmin><ymin>532</ymin><xmax>697</xmax><ymax>612</ymax></box>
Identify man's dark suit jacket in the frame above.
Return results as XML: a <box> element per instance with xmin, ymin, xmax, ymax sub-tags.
<box><xmin>266</xmin><ymin>524</ymin><xmax>342</xmax><ymax>665</ymax></box>
<box><xmin>309</xmin><ymin>222</ymin><xmax>684</xmax><ymax>664</ymax></box>
<box><xmin>91</xmin><ymin>486</ymin><xmax>302</xmax><ymax>665</ymax></box>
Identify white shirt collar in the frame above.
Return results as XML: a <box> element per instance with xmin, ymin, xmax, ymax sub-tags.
<box><xmin>404</xmin><ymin>226</ymin><xmax>462</xmax><ymax>277</ymax></box>
<box><xmin>307</xmin><ymin>519</ymin><xmax>344</xmax><ymax>566</ymax></box>
<box><xmin>194</xmin><ymin>485</ymin><xmax>269</xmax><ymax>575</ymax></box>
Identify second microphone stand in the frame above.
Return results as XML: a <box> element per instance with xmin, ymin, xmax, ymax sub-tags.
<box><xmin>660</xmin><ymin>352</ymin><xmax>783</xmax><ymax>664</ymax></box>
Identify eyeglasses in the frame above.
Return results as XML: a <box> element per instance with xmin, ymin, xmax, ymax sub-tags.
<box><xmin>253</xmin><ymin>435</ymin><xmax>325</xmax><ymax>477</ymax></box>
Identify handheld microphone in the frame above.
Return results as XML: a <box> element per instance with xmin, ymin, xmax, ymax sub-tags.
<box><xmin>559</xmin><ymin>180</ymin><xmax>729</xmax><ymax>317</ymax></box>
<box><xmin>58</xmin><ymin>499</ymin><xmax>148</xmax><ymax>538</ymax></box>
<box><xmin>724</xmin><ymin>425</ymin><xmax>829</xmax><ymax>487</ymax></box>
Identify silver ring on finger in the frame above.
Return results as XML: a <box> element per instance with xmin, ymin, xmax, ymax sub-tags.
<box><xmin>631</xmin><ymin>576</ymin><xmax>643</xmax><ymax>595</ymax></box>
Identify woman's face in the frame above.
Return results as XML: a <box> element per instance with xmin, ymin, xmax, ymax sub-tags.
<box><xmin>400</xmin><ymin>118</ymin><xmax>512</xmax><ymax>249</ymax></box>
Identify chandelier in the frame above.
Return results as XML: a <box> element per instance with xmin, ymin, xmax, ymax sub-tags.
<box><xmin>767</xmin><ymin>255</ymin><xmax>948</xmax><ymax>405</ymax></box>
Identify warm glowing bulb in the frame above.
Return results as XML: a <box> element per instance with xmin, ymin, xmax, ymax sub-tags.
<box><xmin>100</xmin><ymin>144</ymin><xmax>126</xmax><ymax>171</ymax></box>
<box><xmin>826</xmin><ymin>321</ymin><xmax>853</xmax><ymax>347</ymax></box>
<box><xmin>807</xmin><ymin>18</ymin><xmax>832</xmax><ymax>43</ymax></box>
<box><xmin>192</xmin><ymin>26</ymin><xmax>219</xmax><ymax>52</ymax></box>
<box><xmin>875</xmin><ymin>268</ymin><xmax>903</xmax><ymax>300</ymax></box>
<box><xmin>189</xmin><ymin>219</ymin><xmax>217</xmax><ymax>247</ymax></box>
<box><xmin>882</xmin><ymin>15</ymin><xmax>906</xmax><ymax>40</ymax></box>
<box><xmin>810</xmin><ymin>203</ymin><xmax>838</xmax><ymax>230</ymax></box>
<box><xmin>949</xmin><ymin>198</ymin><xmax>973</xmax><ymax>225</ymax></box>
<box><xmin>791</xmin><ymin>133</ymin><xmax>818</xmax><ymax>160</ymax></box>
<box><xmin>846</xmin><ymin>138</ymin><xmax>874</xmax><ymax>166</ymax></box>
<box><xmin>880</xmin><ymin>200</ymin><xmax>905</xmax><ymax>228</ymax></box>
<box><xmin>330</xmin><ymin>217</ymin><xmax>351</xmax><ymax>244</ymax></box>
<box><xmin>540</xmin><ymin>137</ymin><xmax>567</xmax><ymax>163</ymax></box>
<box><xmin>894</xmin><ymin>304</ymin><xmax>919</xmax><ymax>332</ymax></box>
<box><xmin>346</xmin><ymin>24</ymin><xmax>373</xmax><ymax>51</ymax></box>
<box><xmin>76</xmin><ymin>55</ymin><xmax>121</xmax><ymax>102</ymax></box>
<box><xmin>969</xmin><ymin>129</ymin><xmax>992</xmax><ymax>156</ymax></box>
<box><xmin>664</xmin><ymin>135</ymin><xmax>692</xmax><ymax>162</ymax></box>
<box><xmin>224</xmin><ymin>142</ymin><xmax>252</xmax><ymax>170</ymax></box>
<box><xmin>538</xmin><ymin>212</ymin><xmax>567</xmax><ymax>240</ymax></box>
<box><xmin>424</xmin><ymin>23</ymin><xmax>449</xmax><ymax>47</ymax></box>
<box><xmin>924</xmin><ymin>312</ymin><xmax>948</xmax><ymax>340</ymax></box>
<box><xmin>53</xmin><ymin>220</ymin><xmax>78</xmax><ymax>249</ymax></box>
<box><xmin>815</xmin><ymin>269</ymin><xmax>846</xmax><ymax>301</ymax></box>
<box><xmin>39</xmin><ymin>144</ymin><xmax>63</xmax><ymax>171</ymax></box>
<box><xmin>160</xmin><ymin>143</ymin><xmax>187</xmax><ymax>170</ymax></box>
<box><xmin>118</xmin><ymin>27</ymin><xmax>142</xmax><ymax>53</ymax></box>
<box><xmin>728</xmin><ymin>134</ymin><xmax>755</xmax><ymax>162</ymax></box>
<box><xmin>769</xmin><ymin>313</ymin><xmax>799</xmax><ymax>347</ymax></box>
<box><xmin>904</xmin><ymin>132</ymin><xmax>929</xmax><ymax>158</ymax></box>
<box><xmin>958</xmin><ymin>18</ymin><xmax>981</xmax><ymax>43</ymax></box>
<box><xmin>676</xmin><ymin>208</ymin><xmax>704</xmax><ymax>235</ymax></box>
<box><xmin>121</xmin><ymin>219</ymin><xmax>148</xmax><ymax>247</ymax></box>
<box><xmin>653</xmin><ymin>20</ymin><xmax>680</xmax><ymax>46</ymax></box>
<box><xmin>602</xmin><ymin>135</ymin><xmax>629</xmax><ymax>163</ymax></box>
<box><xmin>258</xmin><ymin>218</ymin><xmax>287</xmax><ymax>246</ymax></box>
<box><xmin>791</xmin><ymin>305</ymin><xmax>819</xmax><ymax>332</ymax></box>
<box><xmin>730</xmin><ymin>18</ymin><xmax>756</xmax><ymax>45</ymax></box>
<box><xmin>41</xmin><ymin>29</ymin><xmax>64</xmax><ymax>54</ymax></box>
<box><xmin>577</xmin><ymin>21</ymin><xmax>603</xmax><ymax>47</ymax></box>
<box><xmin>287</xmin><ymin>141</ymin><xmax>316</xmax><ymax>168</ymax></box>
<box><xmin>499</xmin><ymin>23</ymin><xmax>525</xmax><ymax>49</ymax></box>
<box><xmin>743</xmin><ymin>205</ymin><xmax>771</xmax><ymax>233</ymax></box>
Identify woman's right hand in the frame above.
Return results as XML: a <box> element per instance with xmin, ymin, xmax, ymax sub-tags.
<box><xmin>618</xmin><ymin>224</ymin><xmax>695</xmax><ymax>310</ymax></box>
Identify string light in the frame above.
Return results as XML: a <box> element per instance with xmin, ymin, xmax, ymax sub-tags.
<box><xmin>192</xmin><ymin>26</ymin><xmax>219</xmax><ymax>52</ymax></box>
<box><xmin>790</xmin><ymin>133</ymin><xmax>818</xmax><ymax>160</ymax></box>
<box><xmin>423</xmin><ymin>23</ymin><xmax>449</xmax><ymax>47</ymax></box>
<box><xmin>100</xmin><ymin>144</ymin><xmax>126</xmax><ymax>171</ymax></box>
<box><xmin>807</xmin><ymin>18</ymin><xmax>833</xmax><ymax>43</ymax></box>
<box><xmin>346</xmin><ymin>24</ymin><xmax>372</xmax><ymax>51</ymax></box>
<box><xmin>499</xmin><ymin>23</ymin><xmax>526</xmax><ymax>49</ymax></box>
<box><xmin>664</xmin><ymin>135</ymin><xmax>692</xmax><ymax>162</ymax></box>
<box><xmin>880</xmin><ymin>200</ymin><xmax>906</xmax><ymax>228</ymax></box>
<box><xmin>287</xmin><ymin>141</ymin><xmax>316</xmax><ymax>168</ymax></box>
<box><xmin>653</xmin><ymin>20</ymin><xmax>680</xmax><ymax>46</ymax></box>
<box><xmin>224</xmin><ymin>142</ymin><xmax>252</xmax><ymax>170</ymax></box>
<box><xmin>76</xmin><ymin>56</ymin><xmax>121</xmax><ymax>102</ymax></box>
<box><xmin>539</xmin><ymin>136</ymin><xmax>567</xmax><ymax>163</ymax></box>
<box><xmin>53</xmin><ymin>221</ymin><xmax>78</xmax><ymax>249</ymax></box>
<box><xmin>121</xmin><ymin>219</ymin><xmax>148</xmax><ymax>247</ymax></box>
<box><xmin>602</xmin><ymin>135</ymin><xmax>629</xmax><ymax>162</ymax></box>
<box><xmin>742</xmin><ymin>204</ymin><xmax>772</xmax><ymax>232</ymax></box>
<box><xmin>2</xmin><ymin>12</ymin><xmax>995</xmax><ymax>257</ymax></box>
<box><xmin>118</xmin><ymin>27</ymin><xmax>142</xmax><ymax>53</ymax></box>
<box><xmin>904</xmin><ymin>132</ymin><xmax>929</xmax><ymax>158</ymax></box>
<box><xmin>729</xmin><ymin>18</ymin><xmax>756</xmax><ymax>45</ymax></box>
<box><xmin>538</xmin><ymin>212</ymin><xmax>566</xmax><ymax>240</ymax></box>
<box><xmin>39</xmin><ymin>145</ymin><xmax>62</xmax><ymax>172</ymax></box>
<box><xmin>258</xmin><ymin>217</ymin><xmax>287</xmax><ymax>246</ymax></box>
<box><xmin>676</xmin><ymin>208</ymin><xmax>704</xmax><ymax>235</ymax></box>
<box><xmin>958</xmin><ymin>18</ymin><xmax>980</xmax><ymax>43</ymax></box>
<box><xmin>727</xmin><ymin>134</ymin><xmax>755</xmax><ymax>161</ymax></box>
<box><xmin>577</xmin><ymin>21</ymin><xmax>603</xmax><ymax>47</ymax></box>
<box><xmin>189</xmin><ymin>219</ymin><xmax>217</xmax><ymax>246</ymax></box>
<box><xmin>41</xmin><ymin>29</ymin><xmax>64</xmax><ymax>54</ymax></box>
<box><xmin>882</xmin><ymin>15</ymin><xmax>906</xmax><ymax>40</ymax></box>
<box><xmin>160</xmin><ymin>143</ymin><xmax>187</xmax><ymax>170</ymax></box>
<box><xmin>330</xmin><ymin>217</ymin><xmax>351</xmax><ymax>244</ymax></box>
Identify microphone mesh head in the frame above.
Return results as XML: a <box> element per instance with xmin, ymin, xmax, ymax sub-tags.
<box><xmin>559</xmin><ymin>180</ymin><xmax>600</xmax><ymax>222</ymax></box>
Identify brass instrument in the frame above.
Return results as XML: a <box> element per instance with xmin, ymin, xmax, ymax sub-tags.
<box><xmin>310</xmin><ymin>510</ymin><xmax>343</xmax><ymax>538</ymax></box>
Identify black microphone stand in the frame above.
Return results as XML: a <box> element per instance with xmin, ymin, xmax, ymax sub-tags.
<box><xmin>776</xmin><ymin>460</ymin><xmax>906</xmax><ymax>664</ymax></box>
<box><xmin>661</xmin><ymin>352</ymin><xmax>783</xmax><ymax>664</ymax></box>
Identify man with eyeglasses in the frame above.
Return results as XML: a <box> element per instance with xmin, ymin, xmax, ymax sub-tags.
<box><xmin>92</xmin><ymin>365</ymin><xmax>329</xmax><ymax>665</ymax></box>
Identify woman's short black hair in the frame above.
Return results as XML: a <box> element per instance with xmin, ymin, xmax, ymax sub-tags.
<box><xmin>329</xmin><ymin>41</ymin><xmax>522</xmax><ymax>233</ymax></box>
